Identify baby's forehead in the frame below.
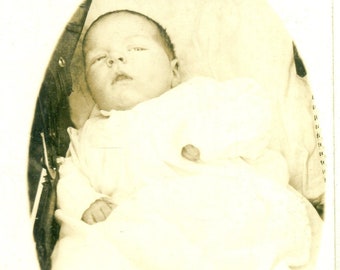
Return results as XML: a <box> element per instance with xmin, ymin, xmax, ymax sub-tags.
<box><xmin>82</xmin><ymin>11</ymin><xmax>172</xmax><ymax>58</ymax></box>
<box><xmin>89</xmin><ymin>12</ymin><xmax>159</xmax><ymax>38</ymax></box>
<box><xmin>83</xmin><ymin>13</ymin><xmax>164</xmax><ymax>52</ymax></box>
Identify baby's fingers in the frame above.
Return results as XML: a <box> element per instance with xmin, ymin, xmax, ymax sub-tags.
<box><xmin>82</xmin><ymin>207</ymin><xmax>109</xmax><ymax>224</ymax></box>
<box><xmin>99</xmin><ymin>203</ymin><xmax>114</xmax><ymax>219</ymax></box>
<box><xmin>81</xmin><ymin>211</ymin><xmax>97</xmax><ymax>225</ymax></box>
<box><xmin>90</xmin><ymin>203</ymin><xmax>114</xmax><ymax>223</ymax></box>
<box><xmin>90</xmin><ymin>208</ymin><xmax>109</xmax><ymax>223</ymax></box>
<box><xmin>81</xmin><ymin>199</ymin><xmax>115</xmax><ymax>224</ymax></box>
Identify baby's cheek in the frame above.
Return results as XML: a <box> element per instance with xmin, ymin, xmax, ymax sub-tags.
<box><xmin>87</xmin><ymin>70</ymin><xmax>104</xmax><ymax>91</ymax></box>
<box><xmin>181</xmin><ymin>144</ymin><xmax>200</xmax><ymax>162</ymax></box>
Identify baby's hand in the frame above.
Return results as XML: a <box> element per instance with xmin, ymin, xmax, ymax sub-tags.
<box><xmin>81</xmin><ymin>197</ymin><xmax>116</xmax><ymax>225</ymax></box>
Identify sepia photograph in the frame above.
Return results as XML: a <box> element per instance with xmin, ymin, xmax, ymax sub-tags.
<box><xmin>1</xmin><ymin>0</ymin><xmax>336</xmax><ymax>269</ymax></box>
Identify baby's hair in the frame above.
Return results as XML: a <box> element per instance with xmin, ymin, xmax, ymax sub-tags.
<box><xmin>82</xmin><ymin>9</ymin><xmax>177</xmax><ymax>60</ymax></box>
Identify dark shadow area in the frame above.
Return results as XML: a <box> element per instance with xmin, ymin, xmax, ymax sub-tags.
<box><xmin>27</xmin><ymin>1</ymin><xmax>92</xmax><ymax>269</ymax></box>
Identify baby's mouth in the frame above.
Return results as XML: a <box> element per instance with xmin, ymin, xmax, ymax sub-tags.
<box><xmin>112</xmin><ymin>73</ymin><xmax>132</xmax><ymax>85</ymax></box>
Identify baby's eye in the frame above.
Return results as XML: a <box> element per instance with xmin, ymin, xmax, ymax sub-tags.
<box><xmin>128</xmin><ymin>47</ymin><xmax>146</xmax><ymax>52</ymax></box>
<box><xmin>89</xmin><ymin>55</ymin><xmax>107</xmax><ymax>65</ymax></box>
<box><xmin>96</xmin><ymin>55</ymin><xmax>107</xmax><ymax>62</ymax></box>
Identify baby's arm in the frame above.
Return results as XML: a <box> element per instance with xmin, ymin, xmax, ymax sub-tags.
<box><xmin>57</xmin><ymin>157</ymin><xmax>106</xmax><ymax>220</ymax></box>
<box><xmin>81</xmin><ymin>197</ymin><xmax>116</xmax><ymax>224</ymax></box>
<box><xmin>57</xmin><ymin>118</ymin><xmax>126</xmax><ymax>223</ymax></box>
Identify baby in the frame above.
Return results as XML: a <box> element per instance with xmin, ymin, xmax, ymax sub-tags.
<box><xmin>53</xmin><ymin>10</ymin><xmax>313</xmax><ymax>270</ymax></box>
<box><xmin>80</xmin><ymin>9</ymin><xmax>185</xmax><ymax>224</ymax></box>
<box><xmin>79</xmin><ymin>9</ymin><xmax>264</xmax><ymax>224</ymax></box>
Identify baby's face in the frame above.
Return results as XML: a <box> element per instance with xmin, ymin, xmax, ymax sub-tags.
<box><xmin>83</xmin><ymin>13</ymin><xmax>179</xmax><ymax>111</ymax></box>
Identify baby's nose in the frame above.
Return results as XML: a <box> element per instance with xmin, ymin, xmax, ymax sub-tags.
<box><xmin>107</xmin><ymin>51</ymin><xmax>126</xmax><ymax>66</ymax></box>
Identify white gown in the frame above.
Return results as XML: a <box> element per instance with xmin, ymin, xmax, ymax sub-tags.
<box><xmin>52</xmin><ymin>77</ymin><xmax>317</xmax><ymax>270</ymax></box>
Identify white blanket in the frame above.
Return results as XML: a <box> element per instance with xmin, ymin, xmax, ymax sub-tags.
<box><xmin>52</xmin><ymin>78</ymin><xmax>320</xmax><ymax>270</ymax></box>
<box><xmin>53</xmin><ymin>178</ymin><xmax>315</xmax><ymax>270</ymax></box>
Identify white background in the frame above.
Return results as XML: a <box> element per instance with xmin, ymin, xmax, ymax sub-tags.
<box><xmin>0</xmin><ymin>0</ymin><xmax>336</xmax><ymax>269</ymax></box>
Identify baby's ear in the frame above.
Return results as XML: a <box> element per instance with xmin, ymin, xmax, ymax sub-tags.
<box><xmin>170</xmin><ymin>59</ymin><xmax>181</xmax><ymax>88</ymax></box>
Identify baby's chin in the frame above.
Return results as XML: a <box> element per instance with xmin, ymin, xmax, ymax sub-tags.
<box><xmin>101</xmin><ymin>84</ymin><xmax>166</xmax><ymax>111</ymax></box>
<box><xmin>97</xmin><ymin>87</ymin><xmax>142</xmax><ymax>111</ymax></box>
<box><xmin>101</xmin><ymin>102</ymin><xmax>135</xmax><ymax>111</ymax></box>
<box><xmin>101</xmin><ymin>95</ymin><xmax>144</xmax><ymax>111</ymax></box>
